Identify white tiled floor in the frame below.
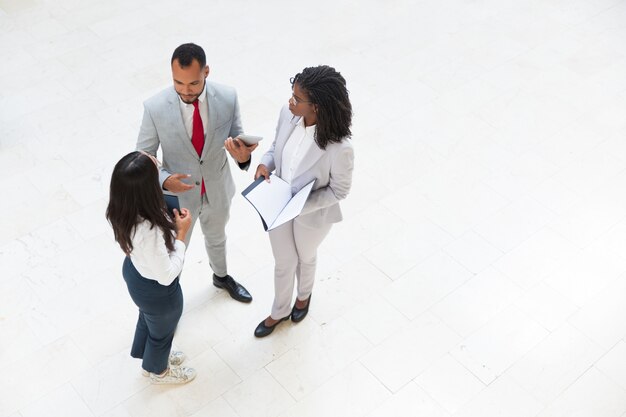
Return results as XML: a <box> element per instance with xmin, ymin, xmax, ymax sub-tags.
<box><xmin>1</xmin><ymin>0</ymin><xmax>626</xmax><ymax>416</ymax></box>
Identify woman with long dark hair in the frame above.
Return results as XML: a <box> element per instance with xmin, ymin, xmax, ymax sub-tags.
<box><xmin>106</xmin><ymin>151</ymin><xmax>196</xmax><ymax>384</ymax></box>
<box><xmin>253</xmin><ymin>65</ymin><xmax>354</xmax><ymax>337</ymax></box>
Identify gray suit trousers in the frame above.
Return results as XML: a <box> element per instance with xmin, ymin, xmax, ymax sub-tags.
<box><xmin>182</xmin><ymin>192</ymin><xmax>230</xmax><ymax>277</ymax></box>
<box><xmin>268</xmin><ymin>217</ymin><xmax>332</xmax><ymax>319</ymax></box>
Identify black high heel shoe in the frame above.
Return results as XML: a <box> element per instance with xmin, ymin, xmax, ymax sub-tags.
<box><xmin>254</xmin><ymin>316</ymin><xmax>290</xmax><ymax>338</ymax></box>
<box><xmin>291</xmin><ymin>295</ymin><xmax>311</xmax><ymax>323</ymax></box>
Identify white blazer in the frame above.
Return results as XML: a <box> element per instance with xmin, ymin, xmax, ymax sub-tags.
<box><xmin>260</xmin><ymin>105</ymin><xmax>354</xmax><ymax>227</ymax></box>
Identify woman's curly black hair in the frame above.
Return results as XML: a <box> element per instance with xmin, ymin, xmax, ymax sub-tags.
<box><xmin>291</xmin><ymin>65</ymin><xmax>352</xmax><ymax>149</ymax></box>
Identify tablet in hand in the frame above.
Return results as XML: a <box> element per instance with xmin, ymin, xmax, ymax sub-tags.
<box><xmin>237</xmin><ymin>134</ymin><xmax>263</xmax><ymax>145</ymax></box>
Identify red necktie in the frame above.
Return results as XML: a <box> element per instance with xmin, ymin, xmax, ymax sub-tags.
<box><xmin>191</xmin><ymin>100</ymin><xmax>206</xmax><ymax>195</ymax></box>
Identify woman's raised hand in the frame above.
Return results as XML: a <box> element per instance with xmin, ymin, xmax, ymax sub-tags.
<box><xmin>173</xmin><ymin>208</ymin><xmax>192</xmax><ymax>242</ymax></box>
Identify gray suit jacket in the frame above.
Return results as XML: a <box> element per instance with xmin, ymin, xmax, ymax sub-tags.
<box><xmin>260</xmin><ymin>105</ymin><xmax>354</xmax><ymax>227</ymax></box>
<box><xmin>136</xmin><ymin>81</ymin><xmax>245</xmax><ymax>211</ymax></box>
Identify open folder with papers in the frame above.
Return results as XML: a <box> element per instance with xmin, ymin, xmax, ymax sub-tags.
<box><xmin>242</xmin><ymin>175</ymin><xmax>315</xmax><ymax>231</ymax></box>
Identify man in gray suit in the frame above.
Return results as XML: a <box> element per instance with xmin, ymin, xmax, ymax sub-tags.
<box><xmin>137</xmin><ymin>43</ymin><xmax>256</xmax><ymax>303</ymax></box>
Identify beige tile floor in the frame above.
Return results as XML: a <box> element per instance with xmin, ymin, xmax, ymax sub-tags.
<box><xmin>2</xmin><ymin>0</ymin><xmax>626</xmax><ymax>416</ymax></box>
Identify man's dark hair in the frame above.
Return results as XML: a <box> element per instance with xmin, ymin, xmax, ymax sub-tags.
<box><xmin>171</xmin><ymin>43</ymin><xmax>206</xmax><ymax>68</ymax></box>
<box><xmin>106</xmin><ymin>152</ymin><xmax>177</xmax><ymax>255</ymax></box>
<box><xmin>291</xmin><ymin>65</ymin><xmax>352</xmax><ymax>150</ymax></box>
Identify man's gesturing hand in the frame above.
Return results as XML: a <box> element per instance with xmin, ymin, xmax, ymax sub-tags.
<box><xmin>163</xmin><ymin>173</ymin><xmax>194</xmax><ymax>193</ymax></box>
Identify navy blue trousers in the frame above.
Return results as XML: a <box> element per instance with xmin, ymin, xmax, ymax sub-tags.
<box><xmin>122</xmin><ymin>257</ymin><xmax>183</xmax><ymax>374</ymax></box>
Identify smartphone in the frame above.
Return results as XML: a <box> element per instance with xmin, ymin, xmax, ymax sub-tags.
<box><xmin>237</xmin><ymin>134</ymin><xmax>263</xmax><ymax>145</ymax></box>
<box><xmin>163</xmin><ymin>194</ymin><xmax>180</xmax><ymax>218</ymax></box>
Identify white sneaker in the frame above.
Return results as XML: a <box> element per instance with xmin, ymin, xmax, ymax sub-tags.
<box><xmin>149</xmin><ymin>366</ymin><xmax>197</xmax><ymax>385</ymax></box>
<box><xmin>168</xmin><ymin>350</ymin><xmax>186</xmax><ymax>366</ymax></box>
<box><xmin>142</xmin><ymin>351</ymin><xmax>186</xmax><ymax>376</ymax></box>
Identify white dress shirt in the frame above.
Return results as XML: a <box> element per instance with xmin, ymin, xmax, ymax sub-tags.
<box><xmin>281</xmin><ymin>117</ymin><xmax>316</xmax><ymax>184</ymax></box>
<box><xmin>178</xmin><ymin>83</ymin><xmax>208</xmax><ymax>139</ymax></box>
<box><xmin>129</xmin><ymin>220</ymin><xmax>186</xmax><ymax>286</ymax></box>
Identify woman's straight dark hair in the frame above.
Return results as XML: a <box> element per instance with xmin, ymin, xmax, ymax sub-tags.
<box><xmin>106</xmin><ymin>151</ymin><xmax>176</xmax><ymax>255</ymax></box>
<box><xmin>291</xmin><ymin>65</ymin><xmax>352</xmax><ymax>150</ymax></box>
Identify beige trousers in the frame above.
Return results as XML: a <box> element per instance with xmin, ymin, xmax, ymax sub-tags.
<box><xmin>268</xmin><ymin>217</ymin><xmax>332</xmax><ymax>319</ymax></box>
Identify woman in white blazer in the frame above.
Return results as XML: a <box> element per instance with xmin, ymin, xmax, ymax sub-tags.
<box><xmin>254</xmin><ymin>65</ymin><xmax>354</xmax><ymax>337</ymax></box>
